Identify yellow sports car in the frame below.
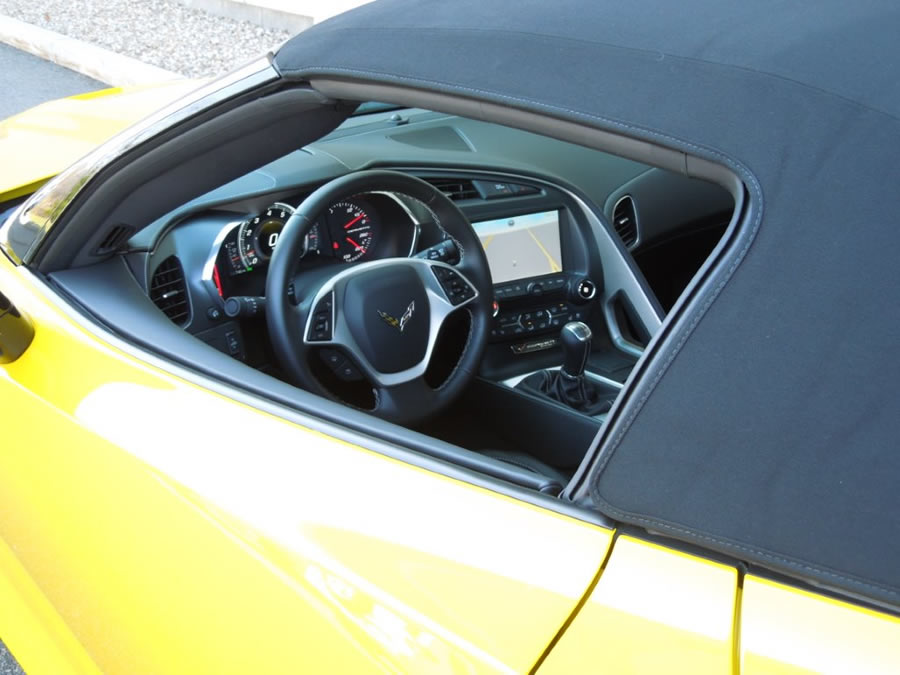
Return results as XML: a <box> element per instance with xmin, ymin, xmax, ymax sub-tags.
<box><xmin>2</xmin><ymin>1</ymin><xmax>899</xmax><ymax>672</ymax></box>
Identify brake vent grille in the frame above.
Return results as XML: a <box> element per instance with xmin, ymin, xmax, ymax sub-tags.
<box><xmin>426</xmin><ymin>178</ymin><xmax>479</xmax><ymax>201</ymax></box>
<box><xmin>613</xmin><ymin>195</ymin><xmax>638</xmax><ymax>247</ymax></box>
<box><xmin>149</xmin><ymin>256</ymin><xmax>190</xmax><ymax>326</ymax></box>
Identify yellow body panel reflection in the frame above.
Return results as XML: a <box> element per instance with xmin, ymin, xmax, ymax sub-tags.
<box><xmin>741</xmin><ymin>575</ymin><xmax>900</xmax><ymax>674</ymax></box>
<box><xmin>0</xmin><ymin>254</ymin><xmax>612</xmax><ymax>673</ymax></box>
<box><xmin>538</xmin><ymin>536</ymin><xmax>737</xmax><ymax>674</ymax></box>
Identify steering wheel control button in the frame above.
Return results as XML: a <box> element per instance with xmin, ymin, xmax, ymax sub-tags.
<box><xmin>432</xmin><ymin>266</ymin><xmax>475</xmax><ymax>305</ymax></box>
<box><xmin>319</xmin><ymin>349</ymin><xmax>343</xmax><ymax>368</ymax></box>
<box><xmin>308</xmin><ymin>292</ymin><xmax>334</xmax><ymax>341</ymax></box>
<box><xmin>335</xmin><ymin>360</ymin><xmax>363</xmax><ymax>381</ymax></box>
<box><xmin>318</xmin><ymin>349</ymin><xmax>363</xmax><ymax>381</ymax></box>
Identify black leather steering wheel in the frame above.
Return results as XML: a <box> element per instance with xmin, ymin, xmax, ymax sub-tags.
<box><xmin>266</xmin><ymin>170</ymin><xmax>492</xmax><ymax>424</ymax></box>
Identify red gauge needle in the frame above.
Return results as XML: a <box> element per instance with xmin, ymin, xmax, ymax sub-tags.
<box><xmin>343</xmin><ymin>214</ymin><xmax>364</xmax><ymax>229</ymax></box>
<box><xmin>346</xmin><ymin>237</ymin><xmax>362</xmax><ymax>249</ymax></box>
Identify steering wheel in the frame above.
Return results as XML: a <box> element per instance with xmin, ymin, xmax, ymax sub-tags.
<box><xmin>266</xmin><ymin>170</ymin><xmax>492</xmax><ymax>424</ymax></box>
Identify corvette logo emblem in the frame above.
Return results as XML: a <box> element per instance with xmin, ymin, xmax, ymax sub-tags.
<box><xmin>378</xmin><ymin>301</ymin><xmax>415</xmax><ymax>333</ymax></box>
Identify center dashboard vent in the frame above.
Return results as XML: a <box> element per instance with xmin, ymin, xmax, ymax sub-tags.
<box><xmin>612</xmin><ymin>195</ymin><xmax>638</xmax><ymax>248</ymax></box>
<box><xmin>149</xmin><ymin>256</ymin><xmax>190</xmax><ymax>326</ymax></box>
<box><xmin>425</xmin><ymin>177</ymin><xmax>479</xmax><ymax>201</ymax></box>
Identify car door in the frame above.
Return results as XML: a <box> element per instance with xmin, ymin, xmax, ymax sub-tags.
<box><xmin>0</xmin><ymin>250</ymin><xmax>612</xmax><ymax>674</ymax></box>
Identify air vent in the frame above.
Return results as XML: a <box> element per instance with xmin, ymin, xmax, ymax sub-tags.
<box><xmin>149</xmin><ymin>256</ymin><xmax>190</xmax><ymax>326</ymax></box>
<box><xmin>94</xmin><ymin>224</ymin><xmax>135</xmax><ymax>255</ymax></box>
<box><xmin>425</xmin><ymin>177</ymin><xmax>479</xmax><ymax>201</ymax></box>
<box><xmin>612</xmin><ymin>195</ymin><xmax>638</xmax><ymax>248</ymax></box>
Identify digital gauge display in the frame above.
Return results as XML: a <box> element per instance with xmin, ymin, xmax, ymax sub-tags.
<box><xmin>230</xmin><ymin>202</ymin><xmax>322</xmax><ymax>275</ymax></box>
<box><xmin>237</xmin><ymin>203</ymin><xmax>293</xmax><ymax>270</ymax></box>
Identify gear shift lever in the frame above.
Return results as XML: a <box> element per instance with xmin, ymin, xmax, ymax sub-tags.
<box><xmin>561</xmin><ymin>321</ymin><xmax>592</xmax><ymax>378</ymax></box>
<box><xmin>515</xmin><ymin>321</ymin><xmax>615</xmax><ymax>415</ymax></box>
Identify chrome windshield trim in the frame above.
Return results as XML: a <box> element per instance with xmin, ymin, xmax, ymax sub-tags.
<box><xmin>0</xmin><ymin>58</ymin><xmax>279</xmax><ymax>266</ymax></box>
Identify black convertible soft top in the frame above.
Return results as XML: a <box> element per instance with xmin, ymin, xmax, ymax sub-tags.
<box><xmin>275</xmin><ymin>0</ymin><xmax>900</xmax><ymax>607</ymax></box>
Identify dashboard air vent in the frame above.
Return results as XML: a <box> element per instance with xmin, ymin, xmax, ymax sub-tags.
<box><xmin>613</xmin><ymin>195</ymin><xmax>638</xmax><ymax>248</ymax></box>
<box><xmin>149</xmin><ymin>256</ymin><xmax>190</xmax><ymax>326</ymax></box>
<box><xmin>426</xmin><ymin>178</ymin><xmax>479</xmax><ymax>201</ymax></box>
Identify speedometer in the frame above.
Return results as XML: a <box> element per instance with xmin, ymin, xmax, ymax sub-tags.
<box><xmin>326</xmin><ymin>200</ymin><xmax>376</xmax><ymax>262</ymax></box>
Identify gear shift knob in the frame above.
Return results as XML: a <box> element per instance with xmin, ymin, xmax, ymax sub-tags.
<box><xmin>560</xmin><ymin>321</ymin><xmax>591</xmax><ymax>378</ymax></box>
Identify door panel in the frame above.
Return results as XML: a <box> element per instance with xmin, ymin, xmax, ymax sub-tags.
<box><xmin>741</xmin><ymin>575</ymin><xmax>900</xmax><ymax>674</ymax></box>
<box><xmin>0</xmin><ymin>257</ymin><xmax>613</xmax><ymax>673</ymax></box>
<box><xmin>0</xmin><ymin>535</ymin><xmax>100</xmax><ymax>675</ymax></box>
<box><xmin>538</xmin><ymin>536</ymin><xmax>738</xmax><ymax>674</ymax></box>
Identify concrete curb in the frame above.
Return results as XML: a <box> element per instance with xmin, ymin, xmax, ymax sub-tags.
<box><xmin>0</xmin><ymin>15</ymin><xmax>183</xmax><ymax>87</ymax></box>
<box><xmin>176</xmin><ymin>0</ymin><xmax>372</xmax><ymax>30</ymax></box>
<box><xmin>178</xmin><ymin>0</ymin><xmax>313</xmax><ymax>33</ymax></box>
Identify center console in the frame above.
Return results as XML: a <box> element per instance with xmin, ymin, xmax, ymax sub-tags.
<box><xmin>491</xmin><ymin>272</ymin><xmax>596</xmax><ymax>348</ymax></box>
<box><xmin>469</xmin><ymin>207</ymin><xmax>601</xmax><ymax>354</ymax></box>
<box><xmin>452</xmin><ymin>177</ymin><xmax>642</xmax><ymax>407</ymax></box>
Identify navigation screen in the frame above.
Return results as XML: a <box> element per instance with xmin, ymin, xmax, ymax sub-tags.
<box><xmin>472</xmin><ymin>210</ymin><xmax>562</xmax><ymax>283</ymax></box>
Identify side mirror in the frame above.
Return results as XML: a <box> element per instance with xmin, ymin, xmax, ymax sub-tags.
<box><xmin>0</xmin><ymin>290</ymin><xmax>34</xmax><ymax>363</ymax></box>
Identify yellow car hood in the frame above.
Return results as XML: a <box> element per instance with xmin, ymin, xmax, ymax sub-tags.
<box><xmin>0</xmin><ymin>80</ymin><xmax>199</xmax><ymax>202</ymax></box>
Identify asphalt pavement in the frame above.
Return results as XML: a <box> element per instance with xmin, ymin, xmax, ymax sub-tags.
<box><xmin>0</xmin><ymin>640</ymin><xmax>22</xmax><ymax>675</ymax></box>
<box><xmin>0</xmin><ymin>42</ymin><xmax>104</xmax><ymax>119</ymax></box>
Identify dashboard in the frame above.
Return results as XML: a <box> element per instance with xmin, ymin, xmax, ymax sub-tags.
<box><xmin>139</xmin><ymin>107</ymin><xmax>732</xmax><ymax>390</ymax></box>
<box><xmin>148</xmin><ymin>169</ymin><xmax>645</xmax><ymax>388</ymax></box>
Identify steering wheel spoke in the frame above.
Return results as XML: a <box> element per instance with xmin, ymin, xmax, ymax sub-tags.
<box><xmin>301</xmin><ymin>259</ymin><xmax>472</xmax><ymax>385</ymax></box>
<box><xmin>373</xmin><ymin>376</ymin><xmax>443</xmax><ymax>420</ymax></box>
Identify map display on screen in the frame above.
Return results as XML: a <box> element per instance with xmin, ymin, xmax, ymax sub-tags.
<box><xmin>472</xmin><ymin>210</ymin><xmax>562</xmax><ymax>283</ymax></box>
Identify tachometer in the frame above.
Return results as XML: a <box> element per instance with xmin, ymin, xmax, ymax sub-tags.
<box><xmin>326</xmin><ymin>200</ymin><xmax>375</xmax><ymax>262</ymax></box>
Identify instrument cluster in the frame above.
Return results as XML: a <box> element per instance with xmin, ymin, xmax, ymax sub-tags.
<box><xmin>224</xmin><ymin>196</ymin><xmax>380</xmax><ymax>277</ymax></box>
<box><xmin>209</xmin><ymin>193</ymin><xmax>416</xmax><ymax>298</ymax></box>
